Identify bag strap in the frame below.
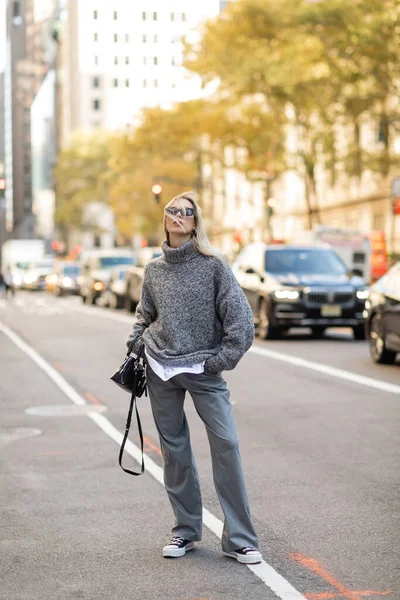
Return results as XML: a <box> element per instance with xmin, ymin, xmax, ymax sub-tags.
<box><xmin>118</xmin><ymin>369</ymin><xmax>145</xmax><ymax>476</ymax></box>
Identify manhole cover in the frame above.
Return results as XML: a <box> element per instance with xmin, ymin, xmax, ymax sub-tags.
<box><xmin>0</xmin><ymin>427</ymin><xmax>42</xmax><ymax>445</ymax></box>
<box><xmin>25</xmin><ymin>405</ymin><xmax>107</xmax><ymax>417</ymax></box>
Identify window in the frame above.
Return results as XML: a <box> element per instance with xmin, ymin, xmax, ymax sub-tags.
<box><xmin>182</xmin><ymin>13</ymin><xmax>187</xmax><ymax>21</ymax></box>
<box><xmin>113</xmin><ymin>78</ymin><xmax>118</xmax><ymax>87</ymax></box>
<box><xmin>94</xmin><ymin>32</ymin><xmax>98</xmax><ymax>42</ymax></box>
<box><xmin>125</xmin><ymin>34</ymin><xmax>129</xmax><ymax>42</ymax></box>
<box><xmin>125</xmin><ymin>79</ymin><xmax>130</xmax><ymax>87</ymax></box>
<box><xmin>171</xmin><ymin>57</ymin><xmax>175</xmax><ymax>65</ymax></box>
<box><xmin>142</xmin><ymin>34</ymin><xmax>147</xmax><ymax>43</ymax></box>
<box><xmin>94</xmin><ymin>55</ymin><xmax>99</xmax><ymax>65</ymax></box>
<box><xmin>143</xmin><ymin>57</ymin><xmax>147</xmax><ymax>65</ymax></box>
<box><xmin>114</xmin><ymin>33</ymin><xmax>118</xmax><ymax>42</ymax></box>
<box><xmin>154</xmin><ymin>79</ymin><xmax>158</xmax><ymax>88</ymax></box>
<box><xmin>93</xmin><ymin>9</ymin><xmax>98</xmax><ymax>19</ymax></box>
<box><xmin>143</xmin><ymin>79</ymin><xmax>147</xmax><ymax>88</ymax></box>
<box><xmin>114</xmin><ymin>56</ymin><xmax>118</xmax><ymax>64</ymax></box>
<box><xmin>125</xmin><ymin>56</ymin><xmax>129</xmax><ymax>65</ymax></box>
<box><xmin>113</xmin><ymin>10</ymin><xmax>117</xmax><ymax>19</ymax></box>
<box><xmin>170</xmin><ymin>12</ymin><xmax>174</xmax><ymax>21</ymax></box>
<box><xmin>153</xmin><ymin>35</ymin><xmax>158</xmax><ymax>43</ymax></box>
<box><xmin>93</xmin><ymin>99</ymin><xmax>100</xmax><ymax>110</ymax></box>
<box><xmin>92</xmin><ymin>76</ymin><xmax>100</xmax><ymax>88</ymax></box>
<box><xmin>142</xmin><ymin>11</ymin><xmax>146</xmax><ymax>20</ymax></box>
<box><xmin>154</xmin><ymin>57</ymin><xmax>158</xmax><ymax>65</ymax></box>
<box><xmin>153</xmin><ymin>12</ymin><xmax>157</xmax><ymax>20</ymax></box>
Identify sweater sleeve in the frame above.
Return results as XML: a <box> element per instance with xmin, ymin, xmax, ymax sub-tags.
<box><xmin>205</xmin><ymin>259</ymin><xmax>254</xmax><ymax>373</ymax></box>
<box><xmin>126</xmin><ymin>265</ymin><xmax>157</xmax><ymax>355</ymax></box>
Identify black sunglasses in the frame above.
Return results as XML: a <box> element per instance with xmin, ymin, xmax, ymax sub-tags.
<box><xmin>165</xmin><ymin>206</ymin><xmax>195</xmax><ymax>218</ymax></box>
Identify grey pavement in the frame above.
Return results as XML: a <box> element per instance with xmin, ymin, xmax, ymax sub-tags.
<box><xmin>0</xmin><ymin>292</ymin><xmax>399</xmax><ymax>600</ymax></box>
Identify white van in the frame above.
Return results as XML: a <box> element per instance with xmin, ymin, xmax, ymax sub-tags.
<box><xmin>78</xmin><ymin>248</ymin><xmax>136</xmax><ymax>304</ymax></box>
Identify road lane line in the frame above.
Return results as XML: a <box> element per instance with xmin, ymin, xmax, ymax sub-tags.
<box><xmin>0</xmin><ymin>320</ymin><xmax>307</xmax><ymax>600</ymax></box>
<box><xmin>250</xmin><ymin>346</ymin><xmax>400</xmax><ymax>395</ymax></box>
<box><xmin>61</xmin><ymin>300</ymin><xmax>400</xmax><ymax>395</ymax></box>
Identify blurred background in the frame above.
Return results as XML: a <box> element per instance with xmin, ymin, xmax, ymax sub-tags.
<box><xmin>0</xmin><ymin>0</ymin><xmax>399</xmax><ymax>279</ymax></box>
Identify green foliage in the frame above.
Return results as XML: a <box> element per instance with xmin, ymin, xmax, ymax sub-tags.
<box><xmin>54</xmin><ymin>131</ymin><xmax>114</xmax><ymax>235</ymax></box>
<box><xmin>185</xmin><ymin>0</ymin><xmax>400</xmax><ymax>223</ymax></box>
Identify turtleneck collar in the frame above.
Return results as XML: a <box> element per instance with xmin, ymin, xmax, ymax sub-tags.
<box><xmin>162</xmin><ymin>239</ymin><xmax>200</xmax><ymax>264</ymax></box>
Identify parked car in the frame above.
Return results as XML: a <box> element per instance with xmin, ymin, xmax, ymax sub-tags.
<box><xmin>46</xmin><ymin>261</ymin><xmax>80</xmax><ymax>296</ymax></box>
<box><xmin>23</xmin><ymin>258</ymin><xmax>55</xmax><ymax>291</ymax></box>
<box><xmin>125</xmin><ymin>246</ymin><xmax>162</xmax><ymax>313</ymax></box>
<box><xmin>365</xmin><ymin>261</ymin><xmax>400</xmax><ymax>364</ymax></box>
<box><xmin>232</xmin><ymin>243</ymin><xmax>369</xmax><ymax>339</ymax></box>
<box><xmin>78</xmin><ymin>248</ymin><xmax>136</xmax><ymax>305</ymax></box>
<box><xmin>100</xmin><ymin>265</ymin><xmax>133</xmax><ymax>309</ymax></box>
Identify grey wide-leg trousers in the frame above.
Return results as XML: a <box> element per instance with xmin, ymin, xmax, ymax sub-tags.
<box><xmin>146</xmin><ymin>365</ymin><xmax>259</xmax><ymax>552</ymax></box>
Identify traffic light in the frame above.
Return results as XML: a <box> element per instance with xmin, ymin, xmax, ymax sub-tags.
<box><xmin>152</xmin><ymin>183</ymin><xmax>162</xmax><ymax>203</ymax></box>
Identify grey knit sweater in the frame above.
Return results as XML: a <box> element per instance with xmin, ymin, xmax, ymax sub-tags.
<box><xmin>126</xmin><ymin>240</ymin><xmax>254</xmax><ymax>373</ymax></box>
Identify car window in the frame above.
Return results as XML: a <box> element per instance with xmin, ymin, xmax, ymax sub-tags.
<box><xmin>29</xmin><ymin>260</ymin><xmax>54</xmax><ymax>269</ymax></box>
<box><xmin>63</xmin><ymin>265</ymin><xmax>79</xmax><ymax>276</ymax></box>
<box><xmin>265</xmin><ymin>249</ymin><xmax>347</xmax><ymax>276</ymax></box>
<box><xmin>15</xmin><ymin>262</ymin><xmax>30</xmax><ymax>270</ymax></box>
<box><xmin>99</xmin><ymin>256</ymin><xmax>134</xmax><ymax>268</ymax></box>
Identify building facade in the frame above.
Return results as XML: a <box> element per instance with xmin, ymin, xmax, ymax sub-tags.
<box><xmin>59</xmin><ymin>0</ymin><xmax>220</xmax><ymax>142</ymax></box>
<box><xmin>3</xmin><ymin>0</ymin><xmax>56</xmax><ymax>239</ymax></box>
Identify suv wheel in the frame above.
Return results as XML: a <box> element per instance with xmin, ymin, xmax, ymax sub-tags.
<box><xmin>258</xmin><ymin>298</ymin><xmax>281</xmax><ymax>340</ymax></box>
<box><xmin>369</xmin><ymin>314</ymin><xmax>396</xmax><ymax>364</ymax></box>
<box><xmin>353</xmin><ymin>325</ymin><xmax>366</xmax><ymax>341</ymax></box>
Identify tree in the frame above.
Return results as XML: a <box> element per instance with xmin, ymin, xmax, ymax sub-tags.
<box><xmin>184</xmin><ymin>0</ymin><xmax>400</xmax><ymax>226</ymax></box>
<box><xmin>54</xmin><ymin>131</ymin><xmax>114</xmax><ymax>242</ymax></box>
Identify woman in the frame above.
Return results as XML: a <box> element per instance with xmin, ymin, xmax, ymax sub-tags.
<box><xmin>127</xmin><ymin>191</ymin><xmax>261</xmax><ymax>564</ymax></box>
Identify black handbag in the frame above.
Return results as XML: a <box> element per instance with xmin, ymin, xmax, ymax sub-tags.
<box><xmin>110</xmin><ymin>349</ymin><xmax>147</xmax><ymax>476</ymax></box>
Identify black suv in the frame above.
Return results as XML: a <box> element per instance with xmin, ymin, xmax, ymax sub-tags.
<box><xmin>233</xmin><ymin>243</ymin><xmax>369</xmax><ymax>339</ymax></box>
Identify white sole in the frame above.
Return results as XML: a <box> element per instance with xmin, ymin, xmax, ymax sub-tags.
<box><xmin>163</xmin><ymin>542</ymin><xmax>195</xmax><ymax>558</ymax></box>
<box><xmin>223</xmin><ymin>550</ymin><xmax>262</xmax><ymax>564</ymax></box>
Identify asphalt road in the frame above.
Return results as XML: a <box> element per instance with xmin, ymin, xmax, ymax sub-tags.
<box><xmin>0</xmin><ymin>292</ymin><xmax>399</xmax><ymax>600</ymax></box>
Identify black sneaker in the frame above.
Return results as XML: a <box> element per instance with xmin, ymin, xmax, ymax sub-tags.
<box><xmin>163</xmin><ymin>536</ymin><xmax>195</xmax><ymax>558</ymax></box>
<box><xmin>223</xmin><ymin>547</ymin><xmax>262</xmax><ymax>564</ymax></box>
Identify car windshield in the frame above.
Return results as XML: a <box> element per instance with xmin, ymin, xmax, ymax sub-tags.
<box><xmin>265</xmin><ymin>249</ymin><xmax>347</xmax><ymax>276</ymax></box>
<box><xmin>30</xmin><ymin>260</ymin><xmax>54</xmax><ymax>269</ymax></box>
<box><xmin>100</xmin><ymin>257</ymin><xmax>134</xmax><ymax>268</ymax></box>
<box><xmin>15</xmin><ymin>262</ymin><xmax>30</xmax><ymax>270</ymax></box>
<box><xmin>63</xmin><ymin>265</ymin><xmax>80</xmax><ymax>276</ymax></box>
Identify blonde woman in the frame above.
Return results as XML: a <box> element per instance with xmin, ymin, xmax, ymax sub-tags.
<box><xmin>127</xmin><ymin>191</ymin><xmax>261</xmax><ymax>564</ymax></box>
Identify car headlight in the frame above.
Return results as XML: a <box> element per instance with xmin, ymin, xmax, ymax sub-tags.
<box><xmin>13</xmin><ymin>275</ymin><xmax>22</xmax><ymax>285</ymax></box>
<box><xmin>356</xmin><ymin>289</ymin><xmax>369</xmax><ymax>300</ymax></box>
<box><xmin>93</xmin><ymin>281</ymin><xmax>105</xmax><ymax>291</ymax></box>
<box><xmin>62</xmin><ymin>277</ymin><xmax>72</xmax><ymax>287</ymax></box>
<box><xmin>273</xmin><ymin>289</ymin><xmax>300</xmax><ymax>300</ymax></box>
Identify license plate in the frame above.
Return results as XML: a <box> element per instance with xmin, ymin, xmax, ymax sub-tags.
<box><xmin>321</xmin><ymin>304</ymin><xmax>342</xmax><ymax>317</ymax></box>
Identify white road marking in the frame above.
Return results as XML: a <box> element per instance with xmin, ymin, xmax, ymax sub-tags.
<box><xmin>0</xmin><ymin>320</ymin><xmax>307</xmax><ymax>600</ymax></box>
<box><xmin>249</xmin><ymin>345</ymin><xmax>400</xmax><ymax>395</ymax></box>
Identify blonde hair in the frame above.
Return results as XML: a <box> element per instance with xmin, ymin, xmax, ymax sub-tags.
<box><xmin>163</xmin><ymin>191</ymin><xmax>225</xmax><ymax>260</ymax></box>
